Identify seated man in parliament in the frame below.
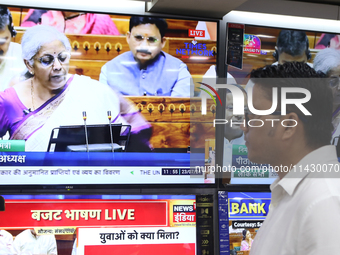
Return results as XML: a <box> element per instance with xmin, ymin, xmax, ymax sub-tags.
<box><xmin>222</xmin><ymin>85</ymin><xmax>247</xmax><ymax>184</ymax></box>
<box><xmin>245</xmin><ymin>29</ymin><xmax>312</xmax><ymax>91</ymax></box>
<box><xmin>0</xmin><ymin>25</ymin><xmax>151</xmax><ymax>152</ymax></box>
<box><xmin>12</xmin><ymin>229</ymin><xmax>57</xmax><ymax>255</ymax></box>
<box><xmin>0</xmin><ymin>229</ymin><xmax>13</xmax><ymax>254</ymax></box>
<box><xmin>100</xmin><ymin>16</ymin><xmax>192</xmax><ymax>97</ymax></box>
<box><xmin>0</xmin><ymin>7</ymin><xmax>26</xmax><ymax>91</ymax></box>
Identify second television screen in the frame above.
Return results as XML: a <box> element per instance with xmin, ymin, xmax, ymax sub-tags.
<box><xmin>224</xmin><ymin>24</ymin><xmax>337</xmax><ymax>185</ymax></box>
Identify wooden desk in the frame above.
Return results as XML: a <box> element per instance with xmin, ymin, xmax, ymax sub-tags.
<box><xmin>125</xmin><ymin>97</ymin><xmax>215</xmax><ymax>149</ymax></box>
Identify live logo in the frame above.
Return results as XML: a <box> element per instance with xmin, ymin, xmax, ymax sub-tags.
<box><xmin>188</xmin><ymin>29</ymin><xmax>205</xmax><ymax>38</ymax></box>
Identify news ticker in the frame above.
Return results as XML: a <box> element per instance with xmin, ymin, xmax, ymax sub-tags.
<box><xmin>0</xmin><ymin>166</ymin><xmax>211</xmax><ymax>185</ymax></box>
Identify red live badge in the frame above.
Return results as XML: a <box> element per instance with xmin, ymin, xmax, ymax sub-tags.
<box><xmin>188</xmin><ymin>29</ymin><xmax>205</xmax><ymax>38</ymax></box>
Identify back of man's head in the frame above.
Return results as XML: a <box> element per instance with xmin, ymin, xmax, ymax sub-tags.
<box><xmin>250</xmin><ymin>62</ymin><xmax>333</xmax><ymax>149</ymax></box>
<box><xmin>129</xmin><ymin>16</ymin><xmax>168</xmax><ymax>38</ymax></box>
<box><xmin>276</xmin><ymin>30</ymin><xmax>310</xmax><ymax>58</ymax></box>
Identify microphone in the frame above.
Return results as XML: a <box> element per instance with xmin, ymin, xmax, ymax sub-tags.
<box><xmin>23</xmin><ymin>109</ymin><xmax>31</xmax><ymax>115</ymax></box>
<box><xmin>155</xmin><ymin>88</ymin><xmax>163</xmax><ymax>96</ymax></box>
<box><xmin>107</xmin><ymin>111</ymin><xmax>115</xmax><ymax>152</ymax></box>
<box><xmin>82</xmin><ymin>111</ymin><xmax>89</xmax><ymax>152</ymax></box>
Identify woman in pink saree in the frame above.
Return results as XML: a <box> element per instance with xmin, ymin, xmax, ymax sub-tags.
<box><xmin>0</xmin><ymin>25</ymin><xmax>150</xmax><ymax>151</ymax></box>
<box><xmin>21</xmin><ymin>9</ymin><xmax>120</xmax><ymax>35</ymax></box>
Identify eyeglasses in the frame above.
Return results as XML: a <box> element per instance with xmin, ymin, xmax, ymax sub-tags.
<box><xmin>133</xmin><ymin>35</ymin><xmax>159</xmax><ymax>44</ymax></box>
<box><xmin>244</xmin><ymin>111</ymin><xmax>307</xmax><ymax>127</ymax></box>
<box><xmin>36</xmin><ymin>52</ymin><xmax>71</xmax><ymax>67</ymax></box>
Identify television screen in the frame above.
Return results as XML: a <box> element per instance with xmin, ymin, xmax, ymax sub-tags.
<box><xmin>223</xmin><ymin>23</ymin><xmax>338</xmax><ymax>185</ymax></box>
<box><xmin>0</xmin><ymin>194</ymin><xmax>214</xmax><ymax>255</ymax></box>
<box><xmin>218</xmin><ymin>191</ymin><xmax>271</xmax><ymax>254</ymax></box>
<box><xmin>0</xmin><ymin>6</ymin><xmax>218</xmax><ymax>187</ymax></box>
<box><xmin>227</xmin><ymin>24</ymin><xmax>327</xmax><ymax>84</ymax></box>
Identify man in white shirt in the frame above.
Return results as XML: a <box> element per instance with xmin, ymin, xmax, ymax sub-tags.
<box><xmin>241</xmin><ymin>62</ymin><xmax>340</xmax><ymax>255</ymax></box>
<box><xmin>0</xmin><ymin>7</ymin><xmax>25</xmax><ymax>91</ymax></box>
<box><xmin>12</xmin><ymin>229</ymin><xmax>58</xmax><ymax>255</ymax></box>
<box><xmin>223</xmin><ymin>85</ymin><xmax>247</xmax><ymax>167</ymax></box>
<box><xmin>0</xmin><ymin>229</ymin><xmax>13</xmax><ymax>254</ymax></box>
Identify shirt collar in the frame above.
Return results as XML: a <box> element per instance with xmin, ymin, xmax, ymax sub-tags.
<box><xmin>224</xmin><ymin>134</ymin><xmax>245</xmax><ymax>145</ymax></box>
<box><xmin>272</xmin><ymin>145</ymin><xmax>337</xmax><ymax>196</ymax></box>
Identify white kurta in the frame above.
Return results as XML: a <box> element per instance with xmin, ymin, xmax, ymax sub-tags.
<box><xmin>0</xmin><ymin>230</ymin><xmax>13</xmax><ymax>254</ymax></box>
<box><xmin>12</xmin><ymin>229</ymin><xmax>57</xmax><ymax>254</ymax></box>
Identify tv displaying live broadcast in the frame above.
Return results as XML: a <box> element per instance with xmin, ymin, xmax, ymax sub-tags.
<box><xmin>223</xmin><ymin>23</ymin><xmax>339</xmax><ymax>185</ymax></box>
<box><xmin>218</xmin><ymin>191</ymin><xmax>271</xmax><ymax>255</ymax></box>
<box><xmin>0</xmin><ymin>194</ymin><xmax>214</xmax><ymax>255</ymax></box>
<box><xmin>0</xmin><ymin>6</ymin><xmax>218</xmax><ymax>186</ymax></box>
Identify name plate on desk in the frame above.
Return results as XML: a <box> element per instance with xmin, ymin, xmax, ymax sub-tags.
<box><xmin>0</xmin><ymin>140</ymin><xmax>25</xmax><ymax>152</ymax></box>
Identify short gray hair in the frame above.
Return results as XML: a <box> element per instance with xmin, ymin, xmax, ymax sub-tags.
<box><xmin>314</xmin><ymin>48</ymin><xmax>340</xmax><ymax>76</ymax></box>
<box><xmin>21</xmin><ymin>25</ymin><xmax>71</xmax><ymax>65</ymax></box>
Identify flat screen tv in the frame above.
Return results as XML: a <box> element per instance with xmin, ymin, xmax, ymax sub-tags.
<box><xmin>222</xmin><ymin>22</ymin><xmax>338</xmax><ymax>185</ymax></box>
<box><xmin>0</xmin><ymin>5</ymin><xmax>218</xmax><ymax>189</ymax></box>
<box><xmin>0</xmin><ymin>194</ymin><xmax>214</xmax><ymax>255</ymax></box>
<box><xmin>218</xmin><ymin>191</ymin><xmax>271</xmax><ymax>254</ymax></box>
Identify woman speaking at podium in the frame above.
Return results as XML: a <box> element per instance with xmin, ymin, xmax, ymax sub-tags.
<box><xmin>0</xmin><ymin>25</ymin><xmax>150</xmax><ymax>151</ymax></box>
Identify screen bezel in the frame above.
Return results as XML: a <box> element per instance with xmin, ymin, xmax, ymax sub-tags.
<box><xmin>219</xmin><ymin>22</ymin><xmax>337</xmax><ymax>188</ymax></box>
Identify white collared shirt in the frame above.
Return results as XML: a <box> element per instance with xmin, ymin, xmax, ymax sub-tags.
<box><xmin>250</xmin><ymin>145</ymin><xmax>340</xmax><ymax>255</ymax></box>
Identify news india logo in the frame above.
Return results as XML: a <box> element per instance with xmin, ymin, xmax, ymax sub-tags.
<box><xmin>198</xmin><ymin>83</ymin><xmax>311</xmax><ymax>128</ymax></box>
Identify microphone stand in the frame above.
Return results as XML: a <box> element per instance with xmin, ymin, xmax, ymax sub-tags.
<box><xmin>107</xmin><ymin>111</ymin><xmax>115</xmax><ymax>152</ymax></box>
<box><xmin>82</xmin><ymin>111</ymin><xmax>89</xmax><ymax>152</ymax></box>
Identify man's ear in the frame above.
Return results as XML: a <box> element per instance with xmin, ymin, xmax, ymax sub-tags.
<box><xmin>161</xmin><ymin>37</ymin><xmax>166</xmax><ymax>49</ymax></box>
<box><xmin>126</xmin><ymin>31</ymin><xmax>131</xmax><ymax>44</ymax></box>
<box><xmin>281</xmin><ymin>112</ymin><xmax>300</xmax><ymax>141</ymax></box>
